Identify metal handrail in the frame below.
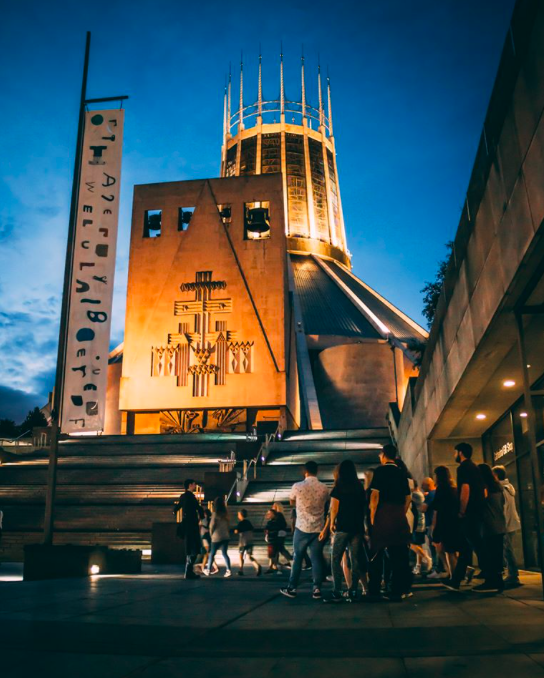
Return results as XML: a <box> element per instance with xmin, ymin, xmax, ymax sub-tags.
<box><xmin>0</xmin><ymin>429</ymin><xmax>32</xmax><ymax>447</ymax></box>
<box><xmin>243</xmin><ymin>423</ymin><xmax>282</xmax><ymax>481</ymax></box>
<box><xmin>226</xmin><ymin>476</ymin><xmax>238</xmax><ymax>503</ymax></box>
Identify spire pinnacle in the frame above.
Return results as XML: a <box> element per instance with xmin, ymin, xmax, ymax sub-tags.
<box><xmin>280</xmin><ymin>43</ymin><xmax>285</xmax><ymax>116</ymax></box>
<box><xmin>258</xmin><ymin>49</ymin><xmax>263</xmax><ymax>118</ymax></box>
<box><xmin>223</xmin><ymin>79</ymin><xmax>227</xmax><ymax>142</ymax></box>
<box><xmin>301</xmin><ymin>48</ymin><xmax>306</xmax><ymax>120</ymax></box>
<box><xmin>227</xmin><ymin>64</ymin><xmax>232</xmax><ymax>135</ymax></box>
<box><xmin>327</xmin><ymin>70</ymin><xmax>333</xmax><ymax>137</ymax></box>
<box><xmin>318</xmin><ymin>59</ymin><xmax>324</xmax><ymax>128</ymax></box>
<box><xmin>239</xmin><ymin>52</ymin><xmax>244</xmax><ymax>130</ymax></box>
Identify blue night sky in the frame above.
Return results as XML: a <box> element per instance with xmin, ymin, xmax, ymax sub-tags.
<box><xmin>0</xmin><ymin>0</ymin><xmax>516</xmax><ymax>422</ymax></box>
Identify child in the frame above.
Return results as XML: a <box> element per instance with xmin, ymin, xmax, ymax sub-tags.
<box><xmin>235</xmin><ymin>509</ymin><xmax>261</xmax><ymax>576</ymax></box>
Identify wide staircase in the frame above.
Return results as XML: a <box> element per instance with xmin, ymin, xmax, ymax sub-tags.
<box><xmin>240</xmin><ymin>428</ymin><xmax>389</xmax><ymax>530</ymax></box>
<box><xmin>0</xmin><ymin>428</ymin><xmax>390</xmax><ymax>560</ymax></box>
<box><xmin>0</xmin><ymin>433</ymin><xmax>246</xmax><ymax>560</ymax></box>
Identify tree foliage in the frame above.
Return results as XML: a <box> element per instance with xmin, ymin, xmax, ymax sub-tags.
<box><xmin>0</xmin><ymin>418</ymin><xmax>18</xmax><ymax>438</ymax></box>
<box><xmin>18</xmin><ymin>407</ymin><xmax>48</xmax><ymax>436</ymax></box>
<box><xmin>421</xmin><ymin>241</ymin><xmax>454</xmax><ymax>328</ymax></box>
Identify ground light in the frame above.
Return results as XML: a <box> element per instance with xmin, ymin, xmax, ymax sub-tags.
<box><xmin>89</xmin><ymin>564</ymin><xmax>100</xmax><ymax>575</ymax></box>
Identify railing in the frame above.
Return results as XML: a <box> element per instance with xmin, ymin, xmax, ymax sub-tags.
<box><xmin>218</xmin><ymin>450</ymin><xmax>236</xmax><ymax>473</ymax></box>
<box><xmin>0</xmin><ymin>430</ymin><xmax>32</xmax><ymax>448</ymax></box>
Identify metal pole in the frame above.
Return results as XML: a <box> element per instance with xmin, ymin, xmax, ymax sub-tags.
<box><xmin>515</xmin><ymin>311</ymin><xmax>544</xmax><ymax>599</ymax></box>
<box><xmin>43</xmin><ymin>32</ymin><xmax>91</xmax><ymax>545</ymax></box>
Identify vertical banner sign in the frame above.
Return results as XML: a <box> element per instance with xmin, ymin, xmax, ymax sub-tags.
<box><xmin>61</xmin><ymin>110</ymin><xmax>124</xmax><ymax>434</ymax></box>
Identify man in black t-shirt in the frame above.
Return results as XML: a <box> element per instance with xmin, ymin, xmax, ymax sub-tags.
<box><xmin>444</xmin><ymin>442</ymin><xmax>485</xmax><ymax>591</ymax></box>
<box><xmin>174</xmin><ymin>479</ymin><xmax>204</xmax><ymax>579</ymax></box>
<box><xmin>368</xmin><ymin>444</ymin><xmax>412</xmax><ymax>601</ymax></box>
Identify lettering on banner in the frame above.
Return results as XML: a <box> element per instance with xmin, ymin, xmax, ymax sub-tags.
<box><xmin>61</xmin><ymin>109</ymin><xmax>124</xmax><ymax>434</ymax></box>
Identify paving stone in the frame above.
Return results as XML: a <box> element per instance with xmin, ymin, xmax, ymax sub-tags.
<box><xmin>405</xmin><ymin>654</ymin><xmax>544</xmax><ymax>678</ymax></box>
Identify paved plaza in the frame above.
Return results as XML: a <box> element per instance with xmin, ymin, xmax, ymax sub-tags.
<box><xmin>1</xmin><ymin>557</ymin><xmax>544</xmax><ymax>678</ymax></box>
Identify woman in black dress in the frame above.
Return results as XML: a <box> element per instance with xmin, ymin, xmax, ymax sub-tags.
<box><xmin>429</xmin><ymin>466</ymin><xmax>461</xmax><ymax>579</ymax></box>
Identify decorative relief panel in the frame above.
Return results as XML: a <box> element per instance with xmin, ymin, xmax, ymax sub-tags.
<box><xmin>151</xmin><ymin>271</ymin><xmax>254</xmax><ymax>397</ymax></box>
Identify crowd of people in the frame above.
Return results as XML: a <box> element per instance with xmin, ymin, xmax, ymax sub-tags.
<box><xmin>175</xmin><ymin>441</ymin><xmax>522</xmax><ymax>601</ymax></box>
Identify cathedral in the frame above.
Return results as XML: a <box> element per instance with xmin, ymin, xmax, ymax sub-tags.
<box><xmin>105</xmin><ymin>54</ymin><xmax>428</xmax><ymax>437</ymax></box>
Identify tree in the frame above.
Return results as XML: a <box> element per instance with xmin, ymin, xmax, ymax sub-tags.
<box><xmin>0</xmin><ymin>418</ymin><xmax>18</xmax><ymax>438</ymax></box>
<box><xmin>421</xmin><ymin>241</ymin><xmax>454</xmax><ymax>328</ymax></box>
<box><xmin>18</xmin><ymin>407</ymin><xmax>48</xmax><ymax>436</ymax></box>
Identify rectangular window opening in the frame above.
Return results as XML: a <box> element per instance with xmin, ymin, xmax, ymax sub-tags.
<box><xmin>178</xmin><ymin>207</ymin><xmax>195</xmax><ymax>231</ymax></box>
<box><xmin>244</xmin><ymin>201</ymin><xmax>271</xmax><ymax>241</ymax></box>
<box><xmin>144</xmin><ymin>209</ymin><xmax>162</xmax><ymax>238</ymax></box>
<box><xmin>218</xmin><ymin>204</ymin><xmax>232</xmax><ymax>225</ymax></box>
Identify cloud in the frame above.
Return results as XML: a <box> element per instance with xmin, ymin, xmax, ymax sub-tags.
<box><xmin>0</xmin><ymin>384</ymin><xmax>44</xmax><ymax>424</ymax></box>
<box><xmin>0</xmin><ymin>300</ymin><xmax>59</xmax><ymax>404</ymax></box>
<box><xmin>0</xmin><ymin>216</ymin><xmax>16</xmax><ymax>242</ymax></box>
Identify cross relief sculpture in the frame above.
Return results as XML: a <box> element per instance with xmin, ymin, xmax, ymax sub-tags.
<box><xmin>151</xmin><ymin>271</ymin><xmax>254</xmax><ymax>397</ymax></box>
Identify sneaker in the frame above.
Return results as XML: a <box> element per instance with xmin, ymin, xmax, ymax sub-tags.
<box><xmin>202</xmin><ymin>568</ymin><xmax>211</xmax><ymax>576</ymax></box>
<box><xmin>382</xmin><ymin>593</ymin><xmax>406</xmax><ymax>602</ymax></box>
<box><xmin>346</xmin><ymin>589</ymin><xmax>358</xmax><ymax>603</ymax></box>
<box><xmin>237</xmin><ymin>570</ymin><xmax>244</xmax><ymax>576</ymax></box>
<box><xmin>426</xmin><ymin>571</ymin><xmax>441</xmax><ymax>580</ymax></box>
<box><xmin>465</xmin><ymin>566</ymin><xmax>476</xmax><ymax>584</ymax></box>
<box><xmin>312</xmin><ymin>587</ymin><xmax>322</xmax><ymax>600</ymax></box>
<box><xmin>326</xmin><ymin>574</ymin><xmax>334</xmax><ymax>582</ymax></box>
<box><xmin>324</xmin><ymin>591</ymin><xmax>343</xmax><ymax>603</ymax></box>
<box><xmin>472</xmin><ymin>582</ymin><xmax>501</xmax><ymax>593</ymax></box>
<box><xmin>302</xmin><ymin>564</ymin><xmax>312</xmax><ymax>571</ymax></box>
<box><xmin>280</xmin><ymin>587</ymin><xmax>297</xmax><ymax>599</ymax></box>
<box><xmin>412</xmin><ymin>565</ymin><xmax>421</xmax><ymax>575</ymax></box>
<box><xmin>224</xmin><ymin>570</ymin><xmax>232</xmax><ymax>578</ymax></box>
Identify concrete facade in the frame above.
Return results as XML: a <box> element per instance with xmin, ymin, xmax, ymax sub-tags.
<box><xmin>395</xmin><ymin>0</ymin><xmax>544</xmax><ymax>481</ymax></box>
<box><xmin>118</xmin><ymin>175</ymin><xmax>291</xmax><ymax>433</ymax></box>
<box><xmin>313</xmin><ymin>342</ymin><xmax>397</xmax><ymax>428</ymax></box>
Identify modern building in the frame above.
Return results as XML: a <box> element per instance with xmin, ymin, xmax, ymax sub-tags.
<box><xmin>393</xmin><ymin>0</ymin><xmax>544</xmax><ymax>574</ymax></box>
<box><xmin>105</xmin><ymin>54</ymin><xmax>427</xmax><ymax>436</ymax></box>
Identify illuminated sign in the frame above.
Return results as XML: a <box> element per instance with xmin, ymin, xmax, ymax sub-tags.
<box><xmin>494</xmin><ymin>441</ymin><xmax>514</xmax><ymax>462</ymax></box>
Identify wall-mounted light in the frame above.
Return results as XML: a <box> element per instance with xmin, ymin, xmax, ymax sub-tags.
<box><xmin>503</xmin><ymin>380</ymin><xmax>516</xmax><ymax>388</ymax></box>
<box><xmin>476</xmin><ymin>413</ymin><xmax>487</xmax><ymax>420</ymax></box>
<box><xmin>89</xmin><ymin>564</ymin><xmax>100</xmax><ymax>575</ymax></box>
<box><xmin>520</xmin><ymin>412</ymin><xmax>528</xmax><ymax>418</ymax></box>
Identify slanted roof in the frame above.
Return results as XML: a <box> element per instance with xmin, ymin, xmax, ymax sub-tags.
<box><xmin>290</xmin><ymin>254</ymin><xmax>381</xmax><ymax>338</ymax></box>
<box><xmin>291</xmin><ymin>254</ymin><xmax>428</xmax><ymax>343</ymax></box>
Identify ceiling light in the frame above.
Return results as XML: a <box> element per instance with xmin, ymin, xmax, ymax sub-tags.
<box><xmin>503</xmin><ymin>380</ymin><xmax>516</xmax><ymax>388</ymax></box>
<box><xmin>520</xmin><ymin>412</ymin><xmax>528</xmax><ymax>418</ymax></box>
<box><xmin>476</xmin><ymin>413</ymin><xmax>487</xmax><ymax>420</ymax></box>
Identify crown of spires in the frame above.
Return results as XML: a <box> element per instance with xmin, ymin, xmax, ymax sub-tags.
<box><xmin>227</xmin><ymin>64</ymin><xmax>232</xmax><ymax>135</ymax></box>
<box><xmin>280</xmin><ymin>43</ymin><xmax>285</xmax><ymax>116</ymax></box>
<box><xmin>301</xmin><ymin>47</ymin><xmax>306</xmax><ymax>120</ymax></box>
<box><xmin>224</xmin><ymin>49</ymin><xmax>333</xmax><ymax>135</ymax></box>
<box><xmin>317</xmin><ymin>57</ymin><xmax>324</xmax><ymax>128</ymax></box>
<box><xmin>327</xmin><ymin>69</ymin><xmax>333</xmax><ymax>137</ymax></box>
<box><xmin>258</xmin><ymin>48</ymin><xmax>263</xmax><ymax>117</ymax></box>
<box><xmin>239</xmin><ymin>52</ymin><xmax>244</xmax><ymax>130</ymax></box>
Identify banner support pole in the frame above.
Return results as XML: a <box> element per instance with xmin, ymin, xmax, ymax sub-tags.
<box><xmin>43</xmin><ymin>32</ymin><xmax>91</xmax><ymax>545</ymax></box>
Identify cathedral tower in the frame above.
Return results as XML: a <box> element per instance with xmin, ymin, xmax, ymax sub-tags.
<box><xmin>220</xmin><ymin>52</ymin><xmax>349</xmax><ymax>268</ymax></box>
